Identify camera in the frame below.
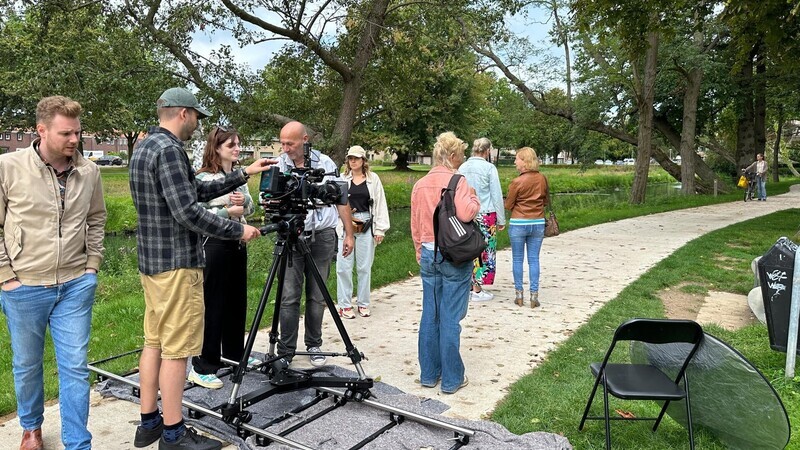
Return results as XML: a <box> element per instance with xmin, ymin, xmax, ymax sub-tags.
<box><xmin>258</xmin><ymin>143</ymin><xmax>347</xmax><ymax>217</ymax></box>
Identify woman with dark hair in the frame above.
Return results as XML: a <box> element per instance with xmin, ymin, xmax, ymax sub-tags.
<box><xmin>187</xmin><ymin>125</ymin><xmax>259</xmax><ymax>389</ymax></box>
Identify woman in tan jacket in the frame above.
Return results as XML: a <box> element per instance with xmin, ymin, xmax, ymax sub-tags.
<box><xmin>504</xmin><ymin>147</ymin><xmax>549</xmax><ymax>308</ymax></box>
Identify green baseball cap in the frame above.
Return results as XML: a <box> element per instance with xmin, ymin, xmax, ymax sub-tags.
<box><xmin>157</xmin><ymin>87</ymin><xmax>211</xmax><ymax>119</ymax></box>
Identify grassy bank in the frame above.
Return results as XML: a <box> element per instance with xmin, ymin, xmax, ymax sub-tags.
<box><xmin>492</xmin><ymin>209</ymin><xmax>800</xmax><ymax>449</ymax></box>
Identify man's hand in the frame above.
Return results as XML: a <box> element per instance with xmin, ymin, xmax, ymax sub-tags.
<box><xmin>244</xmin><ymin>158</ymin><xmax>278</xmax><ymax>176</ymax></box>
<box><xmin>1</xmin><ymin>278</ymin><xmax>21</xmax><ymax>291</ymax></box>
<box><xmin>240</xmin><ymin>224</ymin><xmax>262</xmax><ymax>242</ymax></box>
<box><xmin>230</xmin><ymin>191</ymin><xmax>245</xmax><ymax>206</ymax></box>
<box><xmin>341</xmin><ymin>234</ymin><xmax>355</xmax><ymax>257</ymax></box>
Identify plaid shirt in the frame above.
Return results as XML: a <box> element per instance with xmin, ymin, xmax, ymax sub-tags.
<box><xmin>130</xmin><ymin>126</ymin><xmax>247</xmax><ymax>275</ymax></box>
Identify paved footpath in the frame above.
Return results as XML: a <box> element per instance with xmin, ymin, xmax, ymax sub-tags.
<box><xmin>1</xmin><ymin>187</ymin><xmax>798</xmax><ymax>449</ymax></box>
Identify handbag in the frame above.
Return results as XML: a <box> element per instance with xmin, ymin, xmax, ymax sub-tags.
<box><xmin>352</xmin><ymin>218</ymin><xmax>366</xmax><ymax>233</ymax></box>
<box><xmin>544</xmin><ymin>210</ymin><xmax>560</xmax><ymax>237</ymax></box>
<box><xmin>737</xmin><ymin>175</ymin><xmax>748</xmax><ymax>188</ymax></box>
<box><xmin>544</xmin><ymin>176</ymin><xmax>560</xmax><ymax>237</ymax></box>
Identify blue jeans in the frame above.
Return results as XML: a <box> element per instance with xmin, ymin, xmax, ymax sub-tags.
<box><xmin>418</xmin><ymin>246</ymin><xmax>471</xmax><ymax>393</ymax></box>
<box><xmin>757</xmin><ymin>175</ymin><xmax>767</xmax><ymax>200</ymax></box>
<box><xmin>509</xmin><ymin>224</ymin><xmax>545</xmax><ymax>292</ymax></box>
<box><xmin>0</xmin><ymin>273</ymin><xmax>98</xmax><ymax>450</ymax></box>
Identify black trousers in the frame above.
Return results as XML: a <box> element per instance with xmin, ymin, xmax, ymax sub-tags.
<box><xmin>192</xmin><ymin>237</ymin><xmax>248</xmax><ymax>375</ymax></box>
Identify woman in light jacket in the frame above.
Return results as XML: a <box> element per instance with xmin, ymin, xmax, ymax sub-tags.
<box><xmin>410</xmin><ymin>132</ymin><xmax>480</xmax><ymax>395</ymax></box>
<box><xmin>336</xmin><ymin>145</ymin><xmax>390</xmax><ymax>319</ymax></box>
<box><xmin>744</xmin><ymin>153</ymin><xmax>768</xmax><ymax>201</ymax></box>
<box><xmin>504</xmin><ymin>147</ymin><xmax>549</xmax><ymax>308</ymax></box>
<box><xmin>458</xmin><ymin>137</ymin><xmax>505</xmax><ymax>301</ymax></box>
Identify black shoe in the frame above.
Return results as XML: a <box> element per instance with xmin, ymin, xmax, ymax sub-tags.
<box><xmin>134</xmin><ymin>422</ymin><xmax>163</xmax><ymax>448</ymax></box>
<box><xmin>158</xmin><ymin>427</ymin><xmax>223</xmax><ymax>450</ymax></box>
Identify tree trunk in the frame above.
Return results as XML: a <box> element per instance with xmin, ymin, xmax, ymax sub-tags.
<box><xmin>551</xmin><ymin>0</ymin><xmax>571</xmax><ymax>101</ymax></box>
<box><xmin>653</xmin><ymin>117</ymin><xmax>729</xmax><ymax>194</ymax></box>
<box><xmin>679</xmin><ymin>66</ymin><xmax>702</xmax><ymax>194</ymax></box>
<box><xmin>773</xmin><ymin>108</ymin><xmax>784</xmax><ymax>182</ymax></box>
<box><xmin>754</xmin><ymin>46</ymin><xmax>767</xmax><ymax>156</ymax></box>
<box><xmin>328</xmin><ymin>78</ymin><xmax>362</xmax><ymax>166</ymax></box>
<box><xmin>735</xmin><ymin>50</ymin><xmax>755</xmax><ymax>168</ymax></box>
<box><xmin>630</xmin><ymin>29</ymin><xmax>659</xmax><ymax>205</ymax></box>
<box><xmin>394</xmin><ymin>151</ymin><xmax>411</xmax><ymax>170</ymax></box>
<box><xmin>125</xmin><ymin>131</ymin><xmax>138</xmax><ymax>157</ymax></box>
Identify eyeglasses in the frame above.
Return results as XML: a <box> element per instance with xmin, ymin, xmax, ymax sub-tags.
<box><xmin>213</xmin><ymin>125</ymin><xmax>233</xmax><ymax>140</ymax></box>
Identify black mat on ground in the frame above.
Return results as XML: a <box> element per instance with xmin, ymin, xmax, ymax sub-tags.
<box><xmin>96</xmin><ymin>361</ymin><xmax>571</xmax><ymax>449</ymax></box>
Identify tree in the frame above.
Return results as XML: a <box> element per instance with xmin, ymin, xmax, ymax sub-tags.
<box><xmin>0</xmin><ymin>1</ymin><xmax>180</xmax><ymax>152</ymax></box>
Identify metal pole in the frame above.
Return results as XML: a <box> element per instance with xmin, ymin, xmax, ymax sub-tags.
<box><xmin>88</xmin><ymin>364</ymin><xmax>313</xmax><ymax>450</ymax></box>
<box><xmin>785</xmin><ymin>246</ymin><xmax>800</xmax><ymax>378</ymax></box>
<box><xmin>713</xmin><ymin>180</ymin><xmax>718</xmax><ymax>197</ymax></box>
<box><xmin>317</xmin><ymin>387</ymin><xmax>476</xmax><ymax>438</ymax></box>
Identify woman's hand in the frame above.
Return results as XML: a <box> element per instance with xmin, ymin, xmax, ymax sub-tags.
<box><xmin>227</xmin><ymin>205</ymin><xmax>245</xmax><ymax>218</ymax></box>
<box><xmin>374</xmin><ymin>235</ymin><xmax>384</xmax><ymax>245</ymax></box>
<box><xmin>230</xmin><ymin>192</ymin><xmax>245</xmax><ymax>206</ymax></box>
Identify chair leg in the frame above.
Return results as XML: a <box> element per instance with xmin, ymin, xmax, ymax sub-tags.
<box><xmin>652</xmin><ymin>400</ymin><xmax>671</xmax><ymax>431</ymax></box>
<box><xmin>684</xmin><ymin>375</ymin><xmax>695</xmax><ymax>450</ymax></box>
<box><xmin>602</xmin><ymin>377</ymin><xmax>611</xmax><ymax>450</ymax></box>
<box><xmin>578</xmin><ymin>373</ymin><xmax>603</xmax><ymax>430</ymax></box>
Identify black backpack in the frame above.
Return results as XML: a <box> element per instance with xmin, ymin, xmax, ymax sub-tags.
<box><xmin>433</xmin><ymin>174</ymin><xmax>487</xmax><ymax>265</ymax></box>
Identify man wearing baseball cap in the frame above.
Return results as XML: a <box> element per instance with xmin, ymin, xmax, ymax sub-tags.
<box><xmin>129</xmin><ymin>87</ymin><xmax>275</xmax><ymax>450</ymax></box>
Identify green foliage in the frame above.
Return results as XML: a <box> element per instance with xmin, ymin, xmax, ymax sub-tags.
<box><xmin>0</xmin><ymin>2</ymin><xmax>179</xmax><ymax>135</ymax></box>
<box><xmin>493</xmin><ymin>209</ymin><xmax>800</xmax><ymax>448</ymax></box>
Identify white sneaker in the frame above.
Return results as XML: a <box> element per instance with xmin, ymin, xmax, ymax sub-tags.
<box><xmin>470</xmin><ymin>290</ymin><xmax>494</xmax><ymax>302</ymax></box>
<box><xmin>247</xmin><ymin>356</ymin><xmax>263</xmax><ymax>367</ymax></box>
<box><xmin>307</xmin><ymin>347</ymin><xmax>327</xmax><ymax>367</ymax></box>
<box><xmin>187</xmin><ymin>367</ymin><xmax>223</xmax><ymax>389</ymax></box>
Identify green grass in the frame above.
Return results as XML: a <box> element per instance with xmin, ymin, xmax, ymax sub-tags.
<box><xmin>492</xmin><ymin>210</ymin><xmax>800</xmax><ymax>449</ymax></box>
<box><xmin>1</xmin><ymin>166</ymin><xmax>798</xmax><ymax>442</ymax></box>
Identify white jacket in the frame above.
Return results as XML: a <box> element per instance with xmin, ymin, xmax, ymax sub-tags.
<box><xmin>336</xmin><ymin>170</ymin><xmax>390</xmax><ymax>237</ymax></box>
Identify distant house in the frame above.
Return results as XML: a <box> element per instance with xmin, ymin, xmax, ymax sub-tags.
<box><xmin>0</xmin><ymin>128</ymin><xmax>130</xmax><ymax>155</ymax></box>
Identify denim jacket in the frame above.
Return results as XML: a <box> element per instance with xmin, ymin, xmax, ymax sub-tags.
<box><xmin>458</xmin><ymin>156</ymin><xmax>505</xmax><ymax>226</ymax></box>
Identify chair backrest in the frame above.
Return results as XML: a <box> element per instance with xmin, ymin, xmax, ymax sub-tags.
<box><xmin>614</xmin><ymin>319</ymin><xmax>704</xmax><ymax>345</ymax></box>
<box><xmin>601</xmin><ymin>318</ymin><xmax>704</xmax><ymax>383</ymax></box>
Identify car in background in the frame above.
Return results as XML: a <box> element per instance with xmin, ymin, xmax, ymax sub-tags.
<box><xmin>95</xmin><ymin>155</ymin><xmax>123</xmax><ymax>166</ymax></box>
<box><xmin>595</xmin><ymin>159</ymin><xmax>604</xmax><ymax>165</ymax></box>
<box><xmin>623</xmin><ymin>158</ymin><xmax>635</xmax><ymax>165</ymax></box>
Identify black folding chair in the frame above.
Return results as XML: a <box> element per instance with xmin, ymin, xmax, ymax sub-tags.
<box><xmin>578</xmin><ymin>318</ymin><xmax>704</xmax><ymax>449</ymax></box>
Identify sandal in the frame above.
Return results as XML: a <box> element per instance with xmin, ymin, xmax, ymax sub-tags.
<box><xmin>358</xmin><ymin>306</ymin><xmax>371</xmax><ymax>317</ymax></box>
<box><xmin>339</xmin><ymin>307</ymin><xmax>356</xmax><ymax>319</ymax></box>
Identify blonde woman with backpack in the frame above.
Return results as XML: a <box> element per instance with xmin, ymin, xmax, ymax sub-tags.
<box><xmin>410</xmin><ymin>132</ymin><xmax>480</xmax><ymax>395</ymax></box>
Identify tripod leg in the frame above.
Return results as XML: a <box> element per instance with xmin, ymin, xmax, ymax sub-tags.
<box><xmin>295</xmin><ymin>238</ymin><xmax>368</xmax><ymax>380</ymax></box>
<box><xmin>227</xmin><ymin>239</ymin><xmax>289</xmax><ymax>404</ymax></box>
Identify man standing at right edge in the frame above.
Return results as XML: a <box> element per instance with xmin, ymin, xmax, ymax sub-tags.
<box><xmin>129</xmin><ymin>87</ymin><xmax>273</xmax><ymax>450</ymax></box>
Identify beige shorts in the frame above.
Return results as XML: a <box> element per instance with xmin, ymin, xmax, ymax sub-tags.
<box><xmin>140</xmin><ymin>268</ymin><xmax>204</xmax><ymax>359</ymax></box>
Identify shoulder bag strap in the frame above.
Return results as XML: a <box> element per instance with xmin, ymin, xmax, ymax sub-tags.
<box><xmin>434</xmin><ymin>174</ymin><xmax>459</xmax><ymax>260</ymax></box>
<box><xmin>544</xmin><ymin>174</ymin><xmax>554</xmax><ymax>213</ymax></box>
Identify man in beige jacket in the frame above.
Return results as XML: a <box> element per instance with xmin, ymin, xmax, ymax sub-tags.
<box><xmin>0</xmin><ymin>96</ymin><xmax>106</xmax><ymax>450</ymax></box>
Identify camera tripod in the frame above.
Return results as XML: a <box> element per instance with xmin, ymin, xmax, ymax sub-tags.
<box><xmin>219</xmin><ymin>213</ymin><xmax>373</xmax><ymax>424</ymax></box>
